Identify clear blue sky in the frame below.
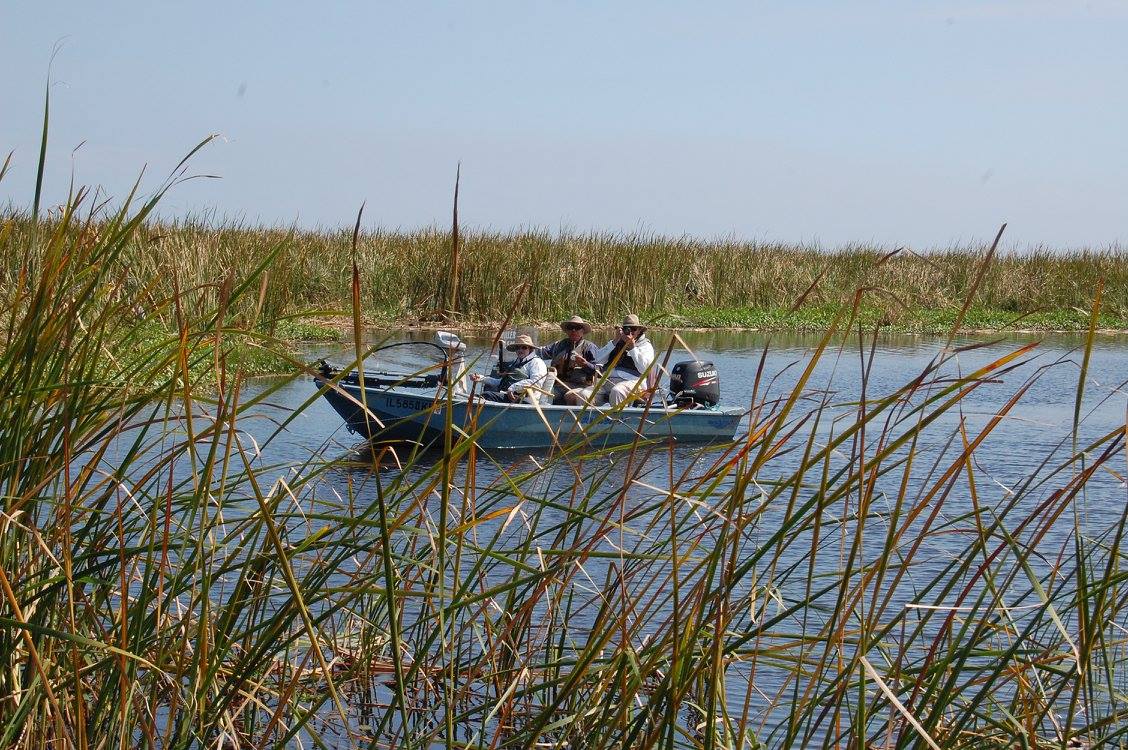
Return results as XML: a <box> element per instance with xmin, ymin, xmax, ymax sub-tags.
<box><xmin>2</xmin><ymin>1</ymin><xmax>1125</xmax><ymax>248</ymax></box>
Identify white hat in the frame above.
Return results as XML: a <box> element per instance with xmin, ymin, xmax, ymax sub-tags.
<box><xmin>620</xmin><ymin>314</ymin><xmax>643</xmax><ymax>328</ymax></box>
<box><xmin>560</xmin><ymin>315</ymin><xmax>593</xmax><ymax>334</ymax></box>
<box><xmin>506</xmin><ymin>333</ymin><xmax>537</xmax><ymax>352</ymax></box>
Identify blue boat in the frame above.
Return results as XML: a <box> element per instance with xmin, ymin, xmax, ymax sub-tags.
<box><xmin>316</xmin><ymin>375</ymin><xmax>745</xmax><ymax>450</ymax></box>
<box><xmin>314</xmin><ymin>333</ymin><xmax>745</xmax><ymax>450</ymax></box>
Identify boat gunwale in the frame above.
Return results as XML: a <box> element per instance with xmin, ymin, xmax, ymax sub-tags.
<box><xmin>323</xmin><ymin>380</ymin><xmax>747</xmax><ymax>418</ymax></box>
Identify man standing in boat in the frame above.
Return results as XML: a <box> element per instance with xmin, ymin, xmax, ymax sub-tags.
<box><xmin>580</xmin><ymin>314</ymin><xmax>656</xmax><ymax>406</ymax></box>
<box><xmin>470</xmin><ymin>334</ymin><xmax>549</xmax><ymax>403</ymax></box>
<box><xmin>537</xmin><ymin>315</ymin><xmax>600</xmax><ymax>405</ymax></box>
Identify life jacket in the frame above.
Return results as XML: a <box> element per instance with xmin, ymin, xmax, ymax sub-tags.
<box><xmin>549</xmin><ymin>339</ymin><xmax>596</xmax><ymax>386</ymax></box>
<box><xmin>498</xmin><ymin>354</ymin><xmax>536</xmax><ymax>390</ymax></box>
<box><xmin>606</xmin><ymin>338</ymin><xmax>645</xmax><ymax>377</ymax></box>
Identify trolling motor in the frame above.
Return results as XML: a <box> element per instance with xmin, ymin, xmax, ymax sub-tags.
<box><xmin>489</xmin><ymin>329</ymin><xmax>518</xmax><ymax>379</ymax></box>
<box><xmin>667</xmin><ymin>360</ymin><xmax>720</xmax><ymax>408</ymax></box>
<box><xmin>435</xmin><ymin>330</ymin><xmax>469</xmax><ymax>395</ymax></box>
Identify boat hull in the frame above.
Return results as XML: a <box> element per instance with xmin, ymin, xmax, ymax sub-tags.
<box><xmin>316</xmin><ymin>380</ymin><xmax>745</xmax><ymax>450</ymax></box>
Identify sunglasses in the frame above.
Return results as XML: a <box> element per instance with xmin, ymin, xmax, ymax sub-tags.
<box><xmin>563</xmin><ymin>324</ymin><xmax>585</xmax><ymax>332</ymax></box>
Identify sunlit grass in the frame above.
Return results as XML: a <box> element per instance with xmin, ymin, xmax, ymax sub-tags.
<box><xmin>3</xmin><ymin>211</ymin><xmax>1126</xmax><ymax>334</ymax></box>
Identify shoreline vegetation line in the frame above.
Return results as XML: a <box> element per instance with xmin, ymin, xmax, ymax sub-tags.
<box><xmin>5</xmin><ymin>212</ymin><xmax>1127</xmax><ymax>346</ymax></box>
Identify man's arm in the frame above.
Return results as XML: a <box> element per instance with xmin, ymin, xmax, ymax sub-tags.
<box><xmin>506</xmin><ymin>358</ymin><xmax>549</xmax><ymax>396</ymax></box>
<box><xmin>628</xmin><ymin>340</ymin><xmax>655</xmax><ymax>374</ymax></box>
<box><xmin>576</xmin><ymin>342</ymin><xmax>601</xmax><ymax>376</ymax></box>
<box><xmin>593</xmin><ymin>339</ymin><xmax>616</xmax><ymax>366</ymax></box>
<box><xmin>536</xmin><ymin>341</ymin><xmax>561</xmax><ymax>360</ymax></box>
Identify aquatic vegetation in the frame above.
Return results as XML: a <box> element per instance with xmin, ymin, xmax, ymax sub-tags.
<box><xmin>2</xmin><ymin>120</ymin><xmax>1125</xmax><ymax>748</ymax></box>
<box><xmin>3</xmin><ymin>213</ymin><xmax>1127</xmax><ymax>334</ymax></box>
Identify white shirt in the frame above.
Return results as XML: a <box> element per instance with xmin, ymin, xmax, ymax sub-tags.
<box><xmin>481</xmin><ymin>353</ymin><xmax>549</xmax><ymax>396</ymax></box>
<box><xmin>594</xmin><ymin>336</ymin><xmax>655</xmax><ymax>382</ymax></box>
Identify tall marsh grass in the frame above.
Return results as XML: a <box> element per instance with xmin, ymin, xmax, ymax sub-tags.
<box><xmin>2</xmin><ymin>129</ymin><xmax>1126</xmax><ymax>747</ymax></box>
<box><xmin>3</xmin><ymin>211</ymin><xmax>1127</xmax><ymax>331</ymax></box>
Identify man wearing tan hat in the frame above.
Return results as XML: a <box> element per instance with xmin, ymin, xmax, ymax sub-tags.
<box><xmin>470</xmin><ymin>333</ymin><xmax>549</xmax><ymax>403</ymax></box>
<box><xmin>577</xmin><ymin>313</ymin><xmax>656</xmax><ymax>406</ymax></box>
<box><xmin>537</xmin><ymin>315</ymin><xmax>600</xmax><ymax>405</ymax></box>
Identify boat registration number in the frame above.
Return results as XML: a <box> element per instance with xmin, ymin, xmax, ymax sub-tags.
<box><xmin>389</xmin><ymin>395</ymin><xmax>429</xmax><ymax>411</ymax></box>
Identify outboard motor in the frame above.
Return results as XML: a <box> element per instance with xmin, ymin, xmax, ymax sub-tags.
<box><xmin>668</xmin><ymin>360</ymin><xmax>720</xmax><ymax>408</ymax></box>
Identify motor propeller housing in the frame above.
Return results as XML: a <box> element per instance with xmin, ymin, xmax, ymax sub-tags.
<box><xmin>668</xmin><ymin>360</ymin><xmax>720</xmax><ymax>408</ymax></box>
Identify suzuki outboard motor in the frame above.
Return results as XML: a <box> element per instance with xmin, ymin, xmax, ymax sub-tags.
<box><xmin>668</xmin><ymin>360</ymin><xmax>720</xmax><ymax>408</ymax></box>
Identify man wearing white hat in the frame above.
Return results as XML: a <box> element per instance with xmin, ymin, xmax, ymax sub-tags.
<box><xmin>470</xmin><ymin>334</ymin><xmax>549</xmax><ymax>403</ymax></box>
<box><xmin>578</xmin><ymin>314</ymin><xmax>656</xmax><ymax>406</ymax></box>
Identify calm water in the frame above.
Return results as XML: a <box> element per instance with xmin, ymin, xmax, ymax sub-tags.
<box><xmin>262</xmin><ymin>328</ymin><xmax>1128</xmax><ymax>452</ymax></box>
<box><xmin>227</xmin><ymin>329</ymin><xmax>1128</xmax><ymax>744</ymax></box>
<box><xmin>261</xmin><ymin>328</ymin><xmax>1128</xmax><ymax>504</ymax></box>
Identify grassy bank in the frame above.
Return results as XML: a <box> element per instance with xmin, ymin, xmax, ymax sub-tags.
<box><xmin>3</xmin><ymin>212</ymin><xmax>1124</xmax><ymax>335</ymax></box>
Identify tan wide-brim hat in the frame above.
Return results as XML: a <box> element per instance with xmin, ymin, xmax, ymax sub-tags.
<box><xmin>560</xmin><ymin>315</ymin><xmax>593</xmax><ymax>334</ymax></box>
<box><xmin>620</xmin><ymin>314</ymin><xmax>643</xmax><ymax>328</ymax></box>
<box><xmin>505</xmin><ymin>333</ymin><xmax>537</xmax><ymax>352</ymax></box>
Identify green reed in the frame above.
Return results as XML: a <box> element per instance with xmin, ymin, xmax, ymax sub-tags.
<box><xmin>3</xmin><ymin>211</ymin><xmax>1127</xmax><ymax>335</ymax></box>
<box><xmin>2</xmin><ymin>113</ymin><xmax>1127</xmax><ymax>747</ymax></box>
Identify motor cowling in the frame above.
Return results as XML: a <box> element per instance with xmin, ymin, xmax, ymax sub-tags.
<box><xmin>668</xmin><ymin>360</ymin><xmax>720</xmax><ymax>407</ymax></box>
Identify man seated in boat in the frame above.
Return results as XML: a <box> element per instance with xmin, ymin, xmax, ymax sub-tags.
<box><xmin>575</xmin><ymin>314</ymin><xmax>656</xmax><ymax>406</ymax></box>
<box><xmin>469</xmin><ymin>334</ymin><xmax>549</xmax><ymax>403</ymax></box>
<box><xmin>537</xmin><ymin>315</ymin><xmax>600</xmax><ymax>405</ymax></box>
